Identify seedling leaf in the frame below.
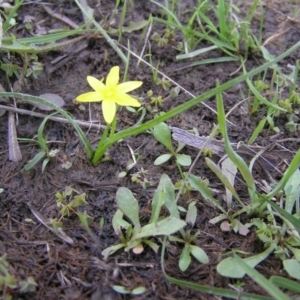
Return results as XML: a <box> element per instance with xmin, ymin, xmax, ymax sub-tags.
<box><xmin>190</xmin><ymin>245</ymin><xmax>209</xmax><ymax>264</ymax></box>
<box><xmin>153</xmin><ymin>122</ymin><xmax>174</xmax><ymax>152</ymax></box>
<box><xmin>154</xmin><ymin>153</ymin><xmax>172</xmax><ymax>165</ymax></box>
<box><xmin>179</xmin><ymin>244</ymin><xmax>191</xmax><ymax>271</ymax></box>
<box><xmin>283</xmin><ymin>259</ymin><xmax>300</xmax><ymax>280</ymax></box>
<box><xmin>217</xmin><ymin>244</ymin><xmax>275</xmax><ymax>278</ymax></box>
<box><xmin>116</xmin><ymin>187</ymin><xmax>140</xmax><ymax>229</ymax></box>
<box><xmin>176</xmin><ymin>153</ymin><xmax>191</xmax><ymax>166</ymax></box>
<box><xmin>132</xmin><ymin>217</ymin><xmax>185</xmax><ymax>240</ymax></box>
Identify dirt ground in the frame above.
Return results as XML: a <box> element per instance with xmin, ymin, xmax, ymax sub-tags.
<box><xmin>0</xmin><ymin>0</ymin><xmax>300</xmax><ymax>299</ymax></box>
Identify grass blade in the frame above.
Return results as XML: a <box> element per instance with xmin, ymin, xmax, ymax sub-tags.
<box><xmin>233</xmin><ymin>254</ymin><xmax>291</xmax><ymax>300</ymax></box>
<box><xmin>0</xmin><ymin>93</ymin><xmax>93</xmax><ymax>159</ymax></box>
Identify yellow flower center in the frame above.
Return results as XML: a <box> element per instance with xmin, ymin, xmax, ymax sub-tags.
<box><xmin>102</xmin><ymin>86</ymin><xmax>117</xmax><ymax>101</ymax></box>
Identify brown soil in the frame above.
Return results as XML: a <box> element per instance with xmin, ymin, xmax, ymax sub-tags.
<box><xmin>0</xmin><ymin>1</ymin><xmax>299</xmax><ymax>299</ymax></box>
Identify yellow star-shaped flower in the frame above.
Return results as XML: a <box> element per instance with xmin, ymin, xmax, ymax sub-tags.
<box><xmin>76</xmin><ymin>66</ymin><xmax>142</xmax><ymax>124</ymax></box>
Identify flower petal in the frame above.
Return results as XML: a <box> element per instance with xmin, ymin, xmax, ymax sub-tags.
<box><xmin>114</xmin><ymin>93</ymin><xmax>141</xmax><ymax>107</ymax></box>
<box><xmin>106</xmin><ymin>66</ymin><xmax>119</xmax><ymax>87</ymax></box>
<box><xmin>102</xmin><ymin>100</ymin><xmax>116</xmax><ymax>124</ymax></box>
<box><xmin>76</xmin><ymin>91</ymin><xmax>103</xmax><ymax>102</ymax></box>
<box><xmin>87</xmin><ymin>76</ymin><xmax>104</xmax><ymax>92</ymax></box>
<box><xmin>117</xmin><ymin>81</ymin><xmax>143</xmax><ymax>93</ymax></box>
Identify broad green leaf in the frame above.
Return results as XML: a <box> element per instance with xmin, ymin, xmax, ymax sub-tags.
<box><xmin>284</xmin><ymin>168</ymin><xmax>300</xmax><ymax>214</ymax></box>
<box><xmin>154</xmin><ymin>153</ymin><xmax>172</xmax><ymax>165</ymax></box>
<box><xmin>187</xmin><ymin>174</ymin><xmax>226</xmax><ymax>214</ymax></box>
<box><xmin>217</xmin><ymin>244</ymin><xmax>275</xmax><ymax>278</ymax></box>
<box><xmin>153</xmin><ymin>122</ymin><xmax>174</xmax><ymax>152</ymax></box>
<box><xmin>132</xmin><ymin>217</ymin><xmax>185</xmax><ymax>240</ymax></box>
<box><xmin>116</xmin><ymin>187</ymin><xmax>140</xmax><ymax>229</ymax></box>
<box><xmin>283</xmin><ymin>259</ymin><xmax>300</xmax><ymax>280</ymax></box>
<box><xmin>190</xmin><ymin>245</ymin><xmax>209</xmax><ymax>264</ymax></box>
<box><xmin>233</xmin><ymin>254</ymin><xmax>290</xmax><ymax>300</ymax></box>
<box><xmin>179</xmin><ymin>244</ymin><xmax>191</xmax><ymax>271</ymax></box>
<box><xmin>176</xmin><ymin>153</ymin><xmax>191</xmax><ymax>166</ymax></box>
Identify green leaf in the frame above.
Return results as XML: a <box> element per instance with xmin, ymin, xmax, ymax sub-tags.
<box><xmin>112</xmin><ymin>285</ymin><xmax>131</xmax><ymax>294</ymax></box>
<box><xmin>186</xmin><ymin>202</ymin><xmax>197</xmax><ymax>226</ymax></box>
<box><xmin>216</xmin><ymin>88</ymin><xmax>256</xmax><ymax>196</ymax></box>
<box><xmin>161</xmin><ymin>174</ymin><xmax>180</xmax><ymax>219</ymax></box>
<box><xmin>131</xmin><ymin>286</ymin><xmax>146</xmax><ymax>295</ymax></box>
<box><xmin>283</xmin><ymin>259</ymin><xmax>300</xmax><ymax>280</ymax></box>
<box><xmin>154</xmin><ymin>153</ymin><xmax>172</xmax><ymax>165</ymax></box>
<box><xmin>41</xmin><ymin>157</ymin><xmax>50</xmax><ymax>173</ymax></box>
<box><xmin>233</xmin><ymin>254</ymin><xmax>290</xmax><ymax>300</ymax></box>
<box><xmin>179</xmin><ymin>244</ymin><xmax>191</xmax><ymax>271</ymax></box>
<box><xmin>102</xmin><ymin>243</ymin><xmax>126</xmax><ymax>260</ymax></box>
<box><xmin>187</xmin><ymin>174</ymin><xmax>226</xmax><ymax>214</ymax></box>
<box><xmin>217</xmin><ymin>244</ymin><xmax>275</xmax><ymax>278</ymax></box>
<box><xmin>116</xmin><ymin>187</ymin><xmax>140</xmax><ymax>229</ymax></box>
<box><xmin>262</xmin><ymin>196</ymin><xmax>300</xmax><ymax>231</ymax></box>
<box><xmin>284</xmin><ymin>168</ymin><xmax>300</xmax><ymax>214</ymax></box>
<box><xmin>176</xmin><ymin>153</ymin><xmax>191</xmax><ymax>166</ymax></box>
<box><xmin>150</xmin><ymin>176</ymin><xmax>167</xmax><ymax>223</ymax></box>
<box><xmin>132</xmin><ymin>217</ymin><xmax>185</xmax><ymax>240</ymax></box>
<box><xmin>153</xmin><ymin>122</ymin><xmax>174</xmax><ymax>153</ymax></box>
<box><xmin>270</xmin><ymin>276</ymin><xmax>300</xmax><ymax>293</ymax></box>
<box><xmin>21</xmin><ymin>151</ymin><xmax>45</xmax><ymax>172</ymax></box>
<box><xmin>190</xmin><ymin>245</ymin><xmax>209</xmax><ymax>264</ymax></box>
<box><xmin>205</xmin><ymin>157</ymin><xmax>241</xmax><ymax>207</ymax></box>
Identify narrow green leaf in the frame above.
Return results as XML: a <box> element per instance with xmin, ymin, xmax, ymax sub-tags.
<box><xmin>0</xmin><ymin>93</ymin><xmax>93</xmax><ymax>159</ymax></box>
<box><xmin>21</xmin><ymin>151</ymin><xmax>45</xmax><ymax>172</ymax></box>
<box><xmin>233</xmin><ymin>254</ymin><xmax>290</xmax><ymax>300</ymax></box>
<box><xmin>187</xmin><ymin>174</ymin><xmax>226</xmax><ymax>214</ymax></box>
<box><xmin>161</xmin><ymin>174</ymin><xmax>180</xmax><ymax>219</ymax></box>
<box><xmin>160</xmin><ymin>237</ymin><xmax>273</xmax><ymax>300</ymax></box>
<box><xmin>179</xmin><ymin>244</ymin><xmax>191</xmax><ymax>271</ymax></box>
<box><xmin>261</xmin><ymin>196</ymin><xmax>300</xmax><ymax>231</ymax></box>
<box><xmin>150</xmin><ymin>181</ymin><xmax>166</xmax><ymax>224</ymax></box>
<box><xmin>270</xmin><ymin>276</ymin><xmax>300</xmax><ymax>293</ymax></box>
<box><xmin>284</xmin><ymin>168</ymin><xmax>300</xmax><ymax>214</ymax></box>
<box><xmin>205</xmin><ymin>157</ymin><xmax>241</xmax><ymax>206</ymax></box>
<box><xmin>216</xmin><ymin>88</ymin><xmax>256</xmax><ymax>194</ymax></box>
<box><xmin>248</xmin><ymin>117</ymin><xmax>267</xmax><ymax>144</ymax></box>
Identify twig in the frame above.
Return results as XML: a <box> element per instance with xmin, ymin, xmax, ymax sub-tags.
<box><xmin>0</xmin><ymin>105</ymin><xmax>105</xmax><ymax>130</ymax></box>
<box><xmin>43</xmin><ymin>5</ymin><xmax>79</xmax><ymax>29</ymax></box>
